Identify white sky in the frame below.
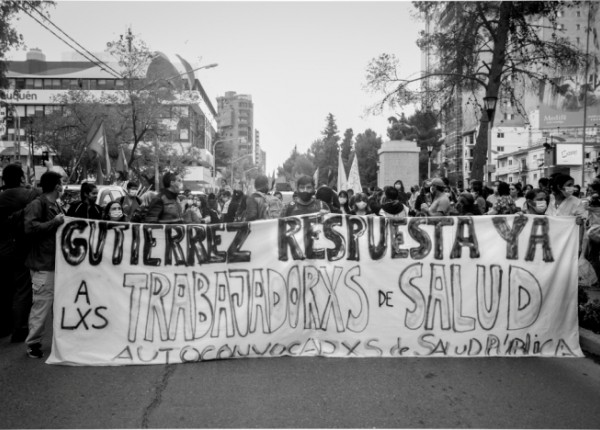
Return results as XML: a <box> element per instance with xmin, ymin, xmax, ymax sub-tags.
<box><xmin>8</xmin><ymin>0</ymin><xmax>424</xmax><ymax>173</ymax></box>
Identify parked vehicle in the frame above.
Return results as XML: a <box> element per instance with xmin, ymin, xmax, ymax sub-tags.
<box><xmin>62</xmin><ymin>184</ymin><xmax>127</xmax><ymax>212</ymax></box>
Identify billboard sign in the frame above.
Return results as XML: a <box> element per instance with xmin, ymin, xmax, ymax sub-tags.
<box><xmin>555</xmin><ymin>143</ymin><xmax>583</xmax><ymax>166</ymax></box>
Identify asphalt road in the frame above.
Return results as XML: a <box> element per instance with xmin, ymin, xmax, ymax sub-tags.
<box><xmin>1</xmin><ymin>332</ymin><xmax>600</xmax><ymax>429</ymax></box>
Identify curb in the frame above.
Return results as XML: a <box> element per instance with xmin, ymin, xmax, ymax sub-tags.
<box><xmin>580</xmin><ymin>327</ymin><xmax>600</xmax><ymax>357</ymax></box>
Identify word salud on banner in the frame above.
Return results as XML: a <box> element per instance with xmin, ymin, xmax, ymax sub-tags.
<box><xmin>48</xmin><ymin>214</ymin><xmax>583</xmax><ymax>366</ymax></box>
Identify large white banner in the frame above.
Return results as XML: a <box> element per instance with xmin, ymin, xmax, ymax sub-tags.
<box><xmin>48</xmin><ymin>214</ymin><xmax>583</xmax><ymax>366</ymax></box>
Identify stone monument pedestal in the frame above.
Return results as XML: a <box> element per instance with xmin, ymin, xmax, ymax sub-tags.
<box><xmin>377</xmin><ymin>140</ymin><xmax>420</xmax><ymax>189</ymax></box>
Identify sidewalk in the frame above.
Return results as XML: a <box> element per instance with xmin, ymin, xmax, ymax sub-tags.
<box><xmin>580</xmin><ymin>285</ymin><xmax>600</xmax><ymax>357</ymax></box>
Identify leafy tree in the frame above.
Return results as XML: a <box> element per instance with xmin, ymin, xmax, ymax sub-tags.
<box><xmin>0</xmin><ymin>1</ymin><xmax>54</xmax><ymax>89</ymax></box>
<box><xmin>366</xmin><ymin>1</ymin><xmax>590</xmax><ymax>181</ymax></box>
<box><xmin>340</xmin><ymin>128</ymin><xmax>353</xmax><ymax>177</ymax></box>
<box><xmin>409</xmin><ymin>109</ymin><xmax>443</xmax><ymax>180</ymax></box>
<box><xmin>310</xmin><ymin>113</ymin><xmax>340</xmax><ymax>186</ymax></box>
<box><xmin>354</xmin><ymin>129</ymin><xmax>382</xmax><ymax>188</ymax></box>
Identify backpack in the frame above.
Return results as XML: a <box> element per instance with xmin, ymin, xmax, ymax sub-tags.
<box><xmin>265</xmin><ymin>194</ymin><xmax>284</xmax><ymax>218</ymax></box>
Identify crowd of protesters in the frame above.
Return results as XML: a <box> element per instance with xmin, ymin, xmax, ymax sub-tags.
<box><xmin>0</xmin><ymin>161</ymin><xmax>596</xmax><ymax>359</ymax></box>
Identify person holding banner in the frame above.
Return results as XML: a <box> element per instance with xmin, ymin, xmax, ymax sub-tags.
<box><xmin>281</xmin><ymin>175</ymin><xmax>329</xmax><ymax>217</ymax></box>
<box><xmin>103</xmin><ymin>201</ymin><xmax>127</xmax><ymax>222</ymax></box>
<box><xmin>546</xmin><ymin>174</ymin><xmax>586</xmax><ymax>220</ymax></box>
<box><xmin>24</xmin><ymin>171</ymin><xmax>65</xmax><ymax>359</ymax></box>
<box><xmin>423</xmin><ymin>178</ymin><xmax>450</xmax><ymax>216</ymax></box>
<box><xmin>143</xmin><ymin>173</ymin><xmax>185</xmax><ymax>224</ymax></box>
<box><xmin>66</xmin><ymin>182</ymin><xmax>102</xmax><ymax>220</ymax></box>
<box><xmin>523</xmin><ymin>189</ymin><xmax>549</xmax><ymax>215</ymax></box>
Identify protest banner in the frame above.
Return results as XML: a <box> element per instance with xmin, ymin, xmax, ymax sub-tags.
<box><xmin>48</xmin><ymin>214</ymin><xmax>583</xmax><ymax>366</ymax></box>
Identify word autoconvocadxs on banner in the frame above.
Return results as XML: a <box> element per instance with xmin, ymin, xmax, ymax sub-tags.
<box><xmin>48</xmin><ymin>214</ymin><xmax>582</xmax><ymax>366</ymax></box>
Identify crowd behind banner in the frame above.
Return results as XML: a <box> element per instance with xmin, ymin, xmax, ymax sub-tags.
<box><xmin>0</xmin><ymin>162</ymin><xmax>593</xmax><ymax>361</ymax></box>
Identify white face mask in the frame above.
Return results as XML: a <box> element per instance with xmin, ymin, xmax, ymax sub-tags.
<box><xmin>339</xmin><ymin>197</ymin><xmax>347</xmax><ymax>204</ymax></box>
<box><xmin>535</xmin><ymin>201</ymin><xmax>547</xmax><ymax>212</ymax></box>
<box><xmin>356</xmin><ymin>202</ymin><xmax>367</xmax><ymax>210</ymax></box>
<box><xmin>563</xmin><ymin>186</ymin><xmax>574</xmax><ymax>196</ymax></box>
<box><xmin>110</xmin><ymin>208</ymin><xmax>123</xmax><ymax>219</ymax></box>
<box><xmin>128</xmin><ymin>190</ymin><xmax>137</xmax><ymax>197</ymax></box>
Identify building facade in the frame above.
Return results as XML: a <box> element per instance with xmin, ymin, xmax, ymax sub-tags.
<box><xmin>422</xmin><ymin>3</ymin><xmax>600</xmax><ymax>188</ymax></box>
<box><xmin>1</xmin><ymin>49</ymin><xmax>218</xmax><ymax>189</ymax></box>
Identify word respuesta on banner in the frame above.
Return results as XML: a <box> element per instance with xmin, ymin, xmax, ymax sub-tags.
<box><xmin>48</xmin><ymin>214</ymin><xmax>582</xmax><ymax>366</ymax></box>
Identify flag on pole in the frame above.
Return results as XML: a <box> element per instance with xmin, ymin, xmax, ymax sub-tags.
<box><xmin>346</xmin><ymin>154</ymin><xmax>362</xmax><ymax>193</ymax></box>
<box><xmin>115</xmin><ymin>145</ymin><xmax>128</xmax><ymax>176</ymax></box>
<box><xmin>313</xmin><ymin>167</ymin><xmax>319</xmax><ymax>186</ymax></box>
<box><xmin>88</xmin><ymin>121</ymin><xmax>110</xmax><ymax>184</ymax></box>
<box><xmin>337</xmin><ymin>150</ymin><xmax>347</xmax><ymax>191</ymax></box>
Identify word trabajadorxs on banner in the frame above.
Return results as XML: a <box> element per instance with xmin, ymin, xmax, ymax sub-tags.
<box><xmin>48</xmin><ymin>214</ymin><xmax>583</xmax><ymax>366</ymax></box>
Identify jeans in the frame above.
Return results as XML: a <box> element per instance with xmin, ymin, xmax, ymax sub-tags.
<box><xmin>26</xmin><ymin>270</ymin><xmax>54</xmax><ymax>347</ymax></box>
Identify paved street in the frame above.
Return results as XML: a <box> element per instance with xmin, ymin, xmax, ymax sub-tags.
<box><xmin>1</xmin><ymin>329</ymin><xmax>600</xmax><ymax>429</ymax></box>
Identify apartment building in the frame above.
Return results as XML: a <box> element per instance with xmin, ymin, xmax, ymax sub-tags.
<box><xmin>1</xmin><ymin>49</ymin><xmax>218</xmax><ymax>188</ymax></box>
<box><xmin>422</xmin><ymin>3</ymin><xmax>600</xmax><ymax>187</ymax></box>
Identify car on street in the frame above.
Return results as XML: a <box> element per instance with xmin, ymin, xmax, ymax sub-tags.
<box><xmin>62</xmin><ymin>184</ymin><xmax>127</xmax><ymax>212</ymax></box>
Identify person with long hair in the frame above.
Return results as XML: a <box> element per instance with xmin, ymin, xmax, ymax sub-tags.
<box><xmin>522</xmin><ymin>188</ymin><xmax>549</xmax><ymax>215</ymax></box>
<box><xmin>351</xmin><ymin>192</ymin><xmax>371</xmax><ymax>216</ymax></box>
<box><xmin>546</xmin><ymin>173</ymin><xmax>586</xmax><ymax>219</ymax></box>
<box><xmin>393</xmin><ymin>179</ymin><xmax>409</xmax><ymax>206</ymax></box>
<box><xmin>103</xmin><ymin>201</ymin><xmax>127</xmax><ymax>222</ymax></box>
<box><xmin>337</xmin><ymin>190</ymin><xmax>352</xmax><ymax>214</ymax></box>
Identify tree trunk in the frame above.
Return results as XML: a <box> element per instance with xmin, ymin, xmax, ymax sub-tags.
<box><xmin>471</xmin><ymin>2</ymin><xmax>513</xmax><ymax>182</ymax></box>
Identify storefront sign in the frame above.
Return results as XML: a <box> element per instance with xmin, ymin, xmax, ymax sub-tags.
<box><xmin>555</xmin><ymin>143</ymin><xmax>583</xmax><ymax>166</ymax></box>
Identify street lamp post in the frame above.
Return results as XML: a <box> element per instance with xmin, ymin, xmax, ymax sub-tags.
<box><xmin>483</xmin><ymin>96</ymin><xmax>497</xmax><ymax>185</ymax></box>
<box><xmin>230</xmin><ymin>153</ymin><xmax>253</xmax><ymax>186</ymax></box>
<box><xmin>427</xmin><ymin>144</ymin><xmax>434</xmax><ymax>178</ymax></box>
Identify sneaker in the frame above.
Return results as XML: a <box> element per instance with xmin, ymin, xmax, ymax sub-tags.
<box><xmin>26</xmin><ymin>344</ymin><xmax>43</xmax><ymax>359</ymax></box>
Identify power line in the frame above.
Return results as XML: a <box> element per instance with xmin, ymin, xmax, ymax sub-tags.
<box><xmin>28</xmin><ymin>3</ymin><xmax>123</xmax><ymax>79</ymax></box>
<box><xmin>17</xmin><ymin>4</ymin><xmax>122</xmax><ymax>79</ymax></box>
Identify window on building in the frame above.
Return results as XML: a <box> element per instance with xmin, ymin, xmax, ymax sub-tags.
<box><xmin>15</xmin><ymin>79</ymin><xmax>25</xmax><ymax>90</ymax></box>
<box><xmin>577</xmin><ymin>10</ymin><xmax>581</xmax><ymax>17</ymax></box>
<box><xmin>88</xmin><ymin>80</ymin><xmax>97</xmax><ymax>90</ymax></box>
<box><xmin>179</xmin><ymin>128</ymin><xmax>189</xmax><ymax>141</ymax></box>
<box><xmin>498</xmin><ymin>146</ymin><xmax>504</xmax><ymax>152</ymax></box>
<box><xmin>577</xmin><ymin>24</ymin><xmax>581</xmax><ymax>30</ymax></box>
<box><xmin>576</xmin><ymin>37</ymin><xmax>581</xmax><ymax>44</ymax></box>
<box><xmin>508</xmin><ymin>176</ymin><xmax>513</xmax><ymax>183</ymax></box>
<box><xmin>508</xmin><ymin>159</ymin><xmax>513</xmax><ymax>166</ymax></box>
<box><xmin>497</xmin><ymin>131</ymin><xmax>505</xmax><ymax>138</ymax></box>
<box><xmin>115</xmin><ymin>79</ymin><xmax>125</xmax><ymax>89</ymax></box>
<box><xmin>34</xmin><ymin>79</ymin><xmax>43</xmax><ymax>89</ymax></box>
<box><xmin>34</xmin><ymin>105</ymin><xmax>44</xmax><ymax>116</ymax></box>
<box><xmin>504</xmin><ymin>113</ymin><xmax>514</xmax><ymax>120</ymax></box>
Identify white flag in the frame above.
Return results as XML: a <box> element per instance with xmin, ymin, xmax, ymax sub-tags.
<box><xmin>337</xmin><ymin>150</ymin><xmax>347</xmax><ymax>191</ymax></box>
<box><xmin>346</xmin><ymin>155</ymin><xmax>362</xmax><ymax>193</ymax></box>
<box><xmin>313</xmin><ymin>167</ymin><xmax>319</xmax><ymax>186</ymax></box>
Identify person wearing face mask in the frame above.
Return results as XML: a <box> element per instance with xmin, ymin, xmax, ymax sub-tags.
<box><xmin>338</xmin><ymin>190</ymin><xmax>351</xmax><ymax>214</ymax></box>
<box><xmin>351</xmin><ymin>192</ymin><xmax>370</xmax><ymax>216</ymax></box>
<box><xmin>523</xmin><ymin>189</ymin><xmax>549</xmax><ymax>215</ymax></box>
<box><xmin>103</xmin><ymin>201</ymin><xmax>127</xmax><ymax>222</ymax></box>
<box><xmin>425</xmin><ymin>178</ymin><xmax>451</xmax><ymax>216</ymax></box>
<box><xmin>281</xmin><ymin>175</ymin><xmax>330</xmax><ymax>217</ymax></box>
<box><xmin>117</xmin><ymin>181</ymin><xmax>142</xmax><ymax>222</ymax></box>
<box><xmin>393</xmin><ymin>180</ymin><xmax>409</xmax><ymax>206</ymax></box>
<box><xmin>546</xmin><ymin>173</ymin><xmax>586</xmax><ymax>219</ymax></box>
<box><xmin>143</xmin><ymin>172</ymin><xmax>186</xmax><ymax>223</ymax></box>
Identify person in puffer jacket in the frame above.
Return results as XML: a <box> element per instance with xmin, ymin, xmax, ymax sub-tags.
<box><xmin>379</xmin><ymin>186</ymin><xmax>408</xmax><ymax>218</ymax></box>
